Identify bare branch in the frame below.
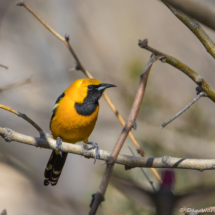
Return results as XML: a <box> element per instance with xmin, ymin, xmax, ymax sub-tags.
<box><xmin>16</xmin><ymin>1</ymin><xmax>91</xmax><ymax>78</ymax></box>
<box><xmin>128</xmin><ymin>146</ymin><xmax>156</xmax><ymax>192</ymax></box>
<box><xmin>0</xmin><ymin>78</ymin><xmax>31</xmax><ymax>92</ymax></box>
<box><xmin>162</xmin><ymin>1</ymin><xmax>215</xmax><ymax>59</ymax></box>
<box><xmin>0</xmin><ymin>104</ymin><xmax>44</xmax><ymax>136</ymax></box>
<box><xmin>89</xmin><ymin>54</ymin><xmax>161</xmax><ymax>215</ymax></box>
<box><xmin>161</xmin><ymin>92</ymin><xmax>207</xmax><ymax>129</ymax></box>
<box><xmin>139</xmin><ymin>39</ymin><xmax>215</xmax><ymax>103</ymax></box>
<box><xmin>0</xmin><ymin>127</ymin><xmax>215</xmax><ymax>171</ymax></box>
<box><xmin>162</xmin><ymin>0</ymin><xmax>215</xmax><ymax>31</ymax></box>
<box><xmin>16</xmin><ymin>1</ymin><xmax>162</xmax><ymax>183</ymax></box>
<box><xmin>102</xmin><ymin>93</ymin><xmax>146</xmax><ymax>157</ymax></box>
<box><xmin>0</xmin><ymin>64</ymin><xmax>8</xmax><ymax>70</ymax></box>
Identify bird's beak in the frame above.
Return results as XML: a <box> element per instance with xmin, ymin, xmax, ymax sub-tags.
<box><xmin>97</xmin><ymin>83</ymin><xmax>117</xmax><ymax>91</ymax></box>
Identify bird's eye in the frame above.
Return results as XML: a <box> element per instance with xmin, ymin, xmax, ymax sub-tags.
<box><xmin>88</xmin><ymin>85</ymin><xmax>93</xmax><ymax>90</ymax></box>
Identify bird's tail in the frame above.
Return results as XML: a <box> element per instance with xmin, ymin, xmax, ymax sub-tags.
<box><xmin>44</xmin><ymin>150</ymin><xmax>68</xmax><ymax>186</ymax></box>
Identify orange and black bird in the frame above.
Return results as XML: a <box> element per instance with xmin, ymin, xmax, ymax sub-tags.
<box><xmin>44</xmin><ymin>78</ymin><xmax>116</xmax><ymax>186</ymax></box>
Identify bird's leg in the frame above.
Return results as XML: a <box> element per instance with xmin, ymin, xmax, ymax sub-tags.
<box><xmin>85</xmin><ymin>141</ymin><xmax>100</xmax><ymax>164</ymax></box>
<box><xmin>56</xmin><ymin>137</ymin><xmax>63</xmax><ymax>157</ymax></box>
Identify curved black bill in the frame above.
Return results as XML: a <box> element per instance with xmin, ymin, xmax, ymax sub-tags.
<box><xmin>97</xmin><ymin>83</ymin><xmax>117</xmax><ymax>91</ymax></box>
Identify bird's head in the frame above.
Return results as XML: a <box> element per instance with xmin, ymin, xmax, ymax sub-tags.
<box><xmin>65</xmin><ymin>78</ymin><xmax>116</xmax><ymax>104</ymax></box>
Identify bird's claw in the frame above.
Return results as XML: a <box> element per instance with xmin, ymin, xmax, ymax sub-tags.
<box><xmin>86</xmin><ymin>142</ymin><xmax>100</xmax><ymax>164</ymax></box>
<box><xmin>56</xmin><ymin>137</ymin><xmax>63</xmax><ymax>157</ymax></box>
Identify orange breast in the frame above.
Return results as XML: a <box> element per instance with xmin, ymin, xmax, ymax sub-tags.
<box><xmin>50</xmin><ymin>96</ymin><xmax>99</xmax><ymax>143</ymax></box>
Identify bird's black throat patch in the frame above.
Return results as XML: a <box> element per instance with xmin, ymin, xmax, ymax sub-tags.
<box><xmin>75</xmin><ymin>85</ymin><xmax>103</xmax><ymax>116</ymax></box>
<box><xmin>75</xmin><ymin>101</ymin><xmax>99</xmax><ymax>116</ymax></box>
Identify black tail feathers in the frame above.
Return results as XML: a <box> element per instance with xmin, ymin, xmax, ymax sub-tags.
<box><xmin>44</xmin><ymin>150</ymin><xmax>68</xmax><ymax>186</ymax></box>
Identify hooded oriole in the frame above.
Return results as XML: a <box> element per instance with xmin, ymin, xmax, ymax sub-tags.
<box><xmin>44</xmin><ymin>78</ymin><xmax>116</xmax><ymax>186</ymax></box>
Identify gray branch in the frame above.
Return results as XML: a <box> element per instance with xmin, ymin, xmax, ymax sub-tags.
<box><xmin>0</xmin><ymin>127</ymin><xmax>215</xmax><ymax>171</ymax></box>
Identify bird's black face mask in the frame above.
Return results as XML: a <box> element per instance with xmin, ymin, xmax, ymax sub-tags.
<box><xmin>75</xmin><ymin>83</ymin><xmax>116</xmax><ymax>116</ymax></box>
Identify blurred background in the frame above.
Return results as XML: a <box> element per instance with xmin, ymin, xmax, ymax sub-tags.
<box><xmin>1</xmin><ymin>0</ymin><xmax>215</xmax><ymax>214</ymax></box>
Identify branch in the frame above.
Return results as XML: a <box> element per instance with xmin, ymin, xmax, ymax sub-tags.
<box><xmin>128</xmin><ymin>146</ymin><xmax>156</xmax><ymax>192</ymax></box>
<box><xmin>89</xmin><ymin>54</ymin><xmax>163</xmax><ymax>215</ymax></box>
<box><xmin>161</xmin><ymin>92</ymin><xmax>207</xmax><ymax>129</ymax></box>
<box><xmin>162</xmin><ymin>1</ymin><xmax>215</xmax><ymax>59</ymax></box>
<box><xmin>162</xmin><ymin>0</ymin><xmax>215</xmax><ymax>31</ymax></box>
<box><xmin>0</xmin><ymin>127</ymin><xmax>215</xmax><ymax>171</ymax></box>
<box><xmin>0</xmin><ymin>64</ymin><xmax>8</xmax><ymax>70</ymax></box>
<box><xmin>0</xmin><ymin>78</ymin><xmax>31</xmax><ymax>92</ymax></box>
<box><xmin>0</xmin><ymin>104</ymin><xmax>44</xmax><ymax>136</ymax></box>
<box><xmin>16</xmin><ymin>1</ymin><xmax>91</xmax><ymax>78</ymax></box>
<box><xmin>138</xmin><ymin>39</ymin><xmax>215</xmax><ymax>103</ymax></box>
<box><xmin>16</xmin><ymin>1</ymin><xmax>162</xmax><ymax>183</ymax></box>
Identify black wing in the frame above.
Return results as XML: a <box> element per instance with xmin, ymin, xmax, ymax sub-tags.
<box><xmin>49</xmin><ymin>92</ymin><xmax>65</xmax><ymax>130</ymax></box>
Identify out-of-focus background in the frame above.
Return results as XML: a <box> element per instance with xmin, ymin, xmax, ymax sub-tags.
<box><xmin>1</xmin><ymin>0</ymin><xmax>215</xmax><ymax>214</ymax></box>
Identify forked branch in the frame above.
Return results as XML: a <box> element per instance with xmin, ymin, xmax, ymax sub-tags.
<box><xmin>88</xmin><ymin>54</ymin><xmax>164</xmax><ymax>215</ymax></box>
<box><xmin>139</xmin><ymin>39</ymin><xmax>215</xmax><ymax>103</ymax></box>
<box><xmin>0</xmin><ymin>104</ymin><xmax>44</xmax><ymax>136</ymax></box>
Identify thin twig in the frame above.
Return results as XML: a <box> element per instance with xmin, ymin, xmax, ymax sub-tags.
<box><xmin>89</xmin><ymin>54</ymin><xmax>161</xmax><ymax>215</ymax></box>
<box><xmin>102</xmin><ymin>92</ymin><xmax>147</xmax><ymax>157</ymax></box>
<box><xmin>0</xmin><ymin>78</ymin><xmax>31</xmax><ymax>92</ymax></box>
<box><xmin>162</xmin><ymin>1</ymin><xmax>215</xmax><ymax>59</ymax></box>
<box><xmin>1</xmin><ymin>127</ymin><xmax>215</xmax><ymax>171</ymax></box>
<box><xmin>16</xmin><ymin>1</ymin><xmax>91</xmax><ymax>78</ymax></box>
<box><xmin>0</xmin><ymin>104</ymin><xmax>44</xmax><ymax>135</ymax></box>
<box><xmin>128</xmin><ymin>146</ymin><xmax>156</xmax><ymax>192</ymax></box>
<box><xmin>0</xmin><ymin>64</ymin><xmax>8</xmax><ymax>70</ymax></box>
<box><xmin>138</xmin><ymin>39</ymin><xmax>215</xmax><ymax>103</ymax></box>
<box><xmin>16</xmin><ymin>1</ymin><xmax>162</xmax><ymax>183</ymax></box>
<box><xmin>161</xmin><ymin>92</ymin><xmax>207</xmax><ymax>129</ymax></box>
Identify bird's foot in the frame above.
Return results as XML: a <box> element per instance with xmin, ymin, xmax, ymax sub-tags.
<box><xmin>86</xmin><ymin>141</ymin><xmax>100</xmax><ymax>164</ymax></box>
<box><xmin>56</xmin><ymin>137</ymin><xmax>63</xmax><ymax>157</ymax></box>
